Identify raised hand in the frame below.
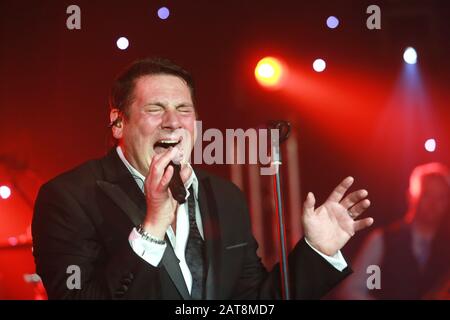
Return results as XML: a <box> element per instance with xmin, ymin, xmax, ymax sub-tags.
<box><xmin>302</xmin><ymin>176</ymin><xmax>374</xmax><ymax>256</ymax></box>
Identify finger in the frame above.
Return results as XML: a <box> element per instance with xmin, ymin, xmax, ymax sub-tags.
<box><xmin>340</xmin><ymin>189</ymin><xmax>368</xmax><ymax>210</ymax></box>
<box><xmin>153</xmin><ymin>146</ymin><xmax>180</xmax><ymax>169</ymax></box>
<box><xmin>147</xmin><ymin>153</ymin><xmax>165</xmax><ymax>189</ymax></box>
<box><xmin>326</xmin><ymin>176</ymin><xmax>354</xmax><ymax>203</ymax></box>
<box><xmin>348</xmin><ymin>199</ymin><xmax>371</xmax><ymax>218</ymax></box>
<box><xmin>180</xmin><ymin>163</ymin><xmax>193</xmax><ymax>185</ymax></box>
<box><xmin>157</xmin><ymin>164</ymin><xmax>174</xmax><ymax>192</ymax></box>
<box><xmin>303</xmin><ymin>192</ymin><xmax>316</xmax><ymax>215</ymax></box>
<box><xmin>150</xmin><ymin>147</ymin><xmax>179</xmax><ymax>189</ymax></box>
<box><xmin>148</xmin><ymin>152</ymin><xmax>164</xmax><ymax>175</ymax></box>
<box><xmin>353</xmin><ymin>217</ymin><xmax>374</xmax><ymax>232</ymax></box>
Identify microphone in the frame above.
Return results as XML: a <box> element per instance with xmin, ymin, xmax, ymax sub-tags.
<box><xmin>267</xmin><ymin>120</ymin><xmax>291</xmax><ymax>143</ymax></box>
<box><xmin>264</xmin><ymin>120</ymin><xmax>291</xmax><ymax>164</ymax></box>
<box><xmin>168</xmin><ymin>161</ymin><xmax>187</xmax><ymax>204</ymax></box>
<box><xmin>256</xmin><ymin>120</ymin><xmax>291</xmax><ymax>143</ymax></box>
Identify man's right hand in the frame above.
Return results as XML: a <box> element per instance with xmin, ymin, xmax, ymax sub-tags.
<box><xmin>142</xmin><ymin>146</ymin><xmax>192</xmax><ymax>240</ymax></box>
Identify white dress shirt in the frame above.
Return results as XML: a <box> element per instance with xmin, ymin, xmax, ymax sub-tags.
<box><xmin>117</xmin><ymin>147</ymin><xmax>348</xmax><ymax>295</ymax></box>
<box><xmin>117</xmin><ymin>146</ymin><xmax>202</xmax><ymax>294</ymax></box>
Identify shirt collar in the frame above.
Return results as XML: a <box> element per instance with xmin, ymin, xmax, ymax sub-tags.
<box><xmin>116</xmin><ymin>146</ymin><xmax>198</xmax><ymax>200</ymax></box>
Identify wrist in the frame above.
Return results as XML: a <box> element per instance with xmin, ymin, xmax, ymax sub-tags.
<box><xmin>137</xmin><ymin>224</ymin><xmax>166</xmax><ymax>245</ymax></box>
<box><xmin>141</xmin><ymin>220</ymin><xmax>168</xmax><ymax>240</ymax></box>
<box><xmin>304</xmin><ymin>237</ymin><xmax>338</xmax><ymax>257</ymax></box>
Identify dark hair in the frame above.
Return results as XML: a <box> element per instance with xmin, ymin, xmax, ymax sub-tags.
<box><xmin>109</xmin><ymin>57</ymin><xmax>195</xmax><ymax>117</ymax></box>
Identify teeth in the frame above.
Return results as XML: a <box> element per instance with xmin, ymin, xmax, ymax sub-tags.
<box><xmin>154</xmin><ymin>139</ymin><xmax>181</xmax><ymax>150</ymax></box>
<box><xmin>159</xmin><ymin>140</ymin><xmax>179</xmax><ymax>144</ymax></box>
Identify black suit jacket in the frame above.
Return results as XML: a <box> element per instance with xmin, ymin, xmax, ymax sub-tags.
<box><xmin>32</xmin><ymin>149</ymin><xmax>351</xmax><ymax>299</ymax></box>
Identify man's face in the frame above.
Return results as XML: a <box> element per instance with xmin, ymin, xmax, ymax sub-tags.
<box><xmin>113</xmin><ymin>74</ymin><xmax>196</xmax><ymax>176</ymax></box>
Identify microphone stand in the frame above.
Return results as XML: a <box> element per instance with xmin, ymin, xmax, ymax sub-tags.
<box><xmin>268</xmin><ymin>121</ymin><xmax>291</xmax><ymax>300</ymax></box>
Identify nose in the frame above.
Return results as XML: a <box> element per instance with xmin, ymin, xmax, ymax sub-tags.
<box><xmin>161</xmin><ymin>109</ymin><xmax>181</xmax><ymax>130</ymax></box>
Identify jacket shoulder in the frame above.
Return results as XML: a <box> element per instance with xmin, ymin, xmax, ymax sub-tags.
<box><xmin>39</xmin><ymin>156</ymin><xmax>105</xmax><ymax>195</ymax></box>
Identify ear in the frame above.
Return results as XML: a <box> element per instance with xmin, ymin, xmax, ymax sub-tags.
<box><xmin>110</xmin><ymin>109</ymin><xmax>123</xmax><ymax>139</ymax></box>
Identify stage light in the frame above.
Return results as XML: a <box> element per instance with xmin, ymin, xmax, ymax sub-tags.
<box><xmin>255</xmin><ymin>57</ymin><xmax>284</xmax><ymax>88</ymax></box>
<box><xmin>8</xmin><ymin>237</ymin><xmax>18</xmax><ymax>246</ymax></box>
<box><xmin>116</xmin><ymin>37</ymin><xmax>129</xmax><ymax>50</ymax></box>
<box><xmin>313</xmin><ymin>59</ymin><xmax>326</xmax><ymax>72</ymax></box>
<box><xmin>403</xmin><ymin>47</ymin><xmax>417</xmax><ymax>65</ymax></box>
<box><xmin>424</xmin><ymin>138</ymin><xmax>436</xmax><ymax>152</ymax></box>
<box><xmin>158</xmin><ymin>7</ymin><xmax>170</xmax><ymax>20</ymax></box>
<box><xmin>0</xmin><ymin>185</ymin><xmax>11</xmax><ymax>199</ymax></box>
<box><xmin>326</xmin><ymin>16</ymin><xmax>339</xmax><ymax>29</ymax></box>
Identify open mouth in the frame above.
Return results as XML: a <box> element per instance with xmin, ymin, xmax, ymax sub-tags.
<box><xmin>153</xmin><ymin>138</ymin><xmax>182</xmax><ymax>151</ymax></box>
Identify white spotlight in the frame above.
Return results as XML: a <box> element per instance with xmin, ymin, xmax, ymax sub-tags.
<box><xmin>0</xmin><ymin>185</ymin><xmax>11</xmax><ymax>199</ymax></box>
<box><xmin>313</xmin><ymin>59</ymin><xmax>326</xmax><ymax>72</ymax></box>
<box><xmin>116</xmin><ymin>37</ymin><xmax>129</xmax><ymax>50</ymax></box>
<box><xmin>403</xmin><ymin>47</ymin><xmax>417</xmax><ymax>65</ymax></box>
<box><xmin>424</xmin><ymin>138</ymin><xmax>436</xmax><ymax>152</ymax></box>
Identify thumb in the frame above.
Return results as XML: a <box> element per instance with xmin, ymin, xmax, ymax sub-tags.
<box><xmin>303</xmin><ymin>192</ymin><xmax>316</xmax><ymax>215</ymax></box>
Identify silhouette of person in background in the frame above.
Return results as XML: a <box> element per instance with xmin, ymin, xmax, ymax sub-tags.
<box><xmin>338</xmin><ymin>162</ymin><xmax>450</xmax><ymax>299</ymax></box>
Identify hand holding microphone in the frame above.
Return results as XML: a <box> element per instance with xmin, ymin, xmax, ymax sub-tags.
<box><xmin>142</xmin><ymin>146</ymin><xmax>191</xmax><ymax>239</ymax></box>
<box><xmin>168</xmin><ymin>161</ymin><xmax>187</xmax><ymax>204</ymax></box>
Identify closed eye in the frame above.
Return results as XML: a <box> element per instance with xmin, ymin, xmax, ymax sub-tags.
<box><xmin>145</xmin><ymin>106</ymin><xmax>164</xmax><ymax>113</ymax></box>
<box><xmin>177</xmin><ymin>106</ymin><xmax>194</xmax><ymax>114</ymax></box>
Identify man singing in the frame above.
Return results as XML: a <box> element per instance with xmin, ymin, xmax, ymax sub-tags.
<box><xmin>32</xmin><ymin>57</ymin><xmax>373</xmax><ymax>299</ymax></box>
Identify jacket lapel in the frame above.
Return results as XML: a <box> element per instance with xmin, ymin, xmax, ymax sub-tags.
<box><xmin>96</xmin><ymin>180</ymin><xmax>143</xmax><ymax>226</ymax></box>
<box><xmin>196</xmin><ymin>170</ymin><xmax>222</xmax><ymax>300</ymax></box>
<box><xmin>98</xmin><ymin>148</ymin><xmax>147</xmax><ymax>224</ymax></box>
<box><xmin>160</xmin><ymin>243</ymin><xmax>191</xmax><ymax>300</ymax></box>
<box><xmin>96</xmin><ymin>149</ymin><xmax>190</xmax><ymax>300</ymax></box>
